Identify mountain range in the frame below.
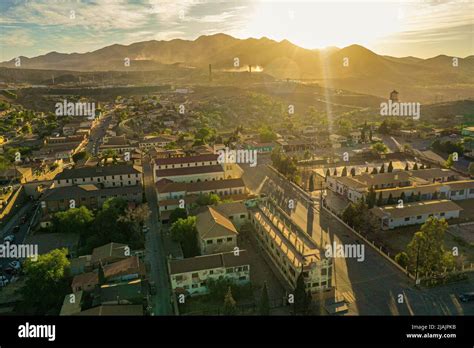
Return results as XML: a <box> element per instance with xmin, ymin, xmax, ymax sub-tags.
<box><xmin>1</xmin><ymin>34</ymin><xmax>473</xmax><ymax>102</ymax></box>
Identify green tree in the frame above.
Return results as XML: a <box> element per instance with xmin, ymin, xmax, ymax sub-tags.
<box><xmin>387</xmin><ymin>193</ymin><xmax>394</xmax><ymax>205</ymax></box>
<box><xmin>333</xmin><ymin>168</ymin><xmax>338</xmax><ymax>176</ymax></box>
<box><xmin>72</xmin><ymin>151</ymin><xmax>90</xmax><ymax>163</ymax></box>
<box><xmin>377</xmin><ymin>191</ymin><xmax>383</xmax><ymax>206</ymax></box>
<box><xmin>52</xmin><ymin>206</ymin><xmax>94</xmax><ymax>235</ymax></box>
<box><xmin>371</xmin><ymin>142</ymin><xmax>388</xmax><ymax>154</ymax></box>
<box><xmin>445</xmin><ymin>154</ymin><xmax>455</xmax><ymax>168</ymax></box>
<box><xmin>395</xmin><ymin>252</ymin><xmax>409</xmax><ymax>268</ymax></box>
<box><xmin>259</xmin><ymin>126</ymin><xmax>277</xmax><ymax>143</ymax></box>
<box><xmin>308</xmin><ymin>174</ymin><xmax>315</xmax><ymax>191</ymax></box>
<box><xmin>259</xmin><ymin>282</ymin><xmax>270</xmax><ymax>315</ymax></box>
<box><xmin>342</xmin><ymin>203</ymin><xmax>357</xmax><ymax>226</ymax></box>
<box><xmin>169</xmin><ymin>208</ymin><xmax>188</xmax><ymax>224</ymax></box>
<box><xmin>222</xmin><ymin>287</ymin><xmax>238</xmax><ymax>315</ymax></box>
<box><xmin>325</xmin><ymin>169</ymin><xmax>330</xmax><ymax>178</ymax></box>
<box><xmin>196</xmin><ymin>193</ymin><xmax>221</xmax><ymax>206</ymax></box>
<box><xmin>379</xmin><ymin>164</ymin><xmax>385</xmax><ymax>173</ymax></box>
<box><xmin>413</xmin><ymin>163</ymin><xmax>419</xmax><ymax>170</ymax></box>
<box><xmin>341</xmin><ymin>166</ymin><xmax>347</xmax><ymax>177</ymax></box>
<box><xmin>405</xmin><ymin>163</ymin><xmax>410</xmax><ymax>171</ymax></box>
<box><xmin>366</xmin><ymin>186</ymin><xmax>377</xmax><ymax>209</ymax></box>
<box><xmin>20</xmin><ymin>249</ymin><xmax>71</xmax><ymax>315</ymax></box>
<box><xmin>170</xmin><ymin>216</ymin><xmax>200</xmax><ymax>257</ymax></box>
<box><xmin>371</xmin><ymin>167</ymin><xmax>378</xmax><ymax>175</ymax></box>
<box><xmin>387</xmin><ymin>161</ymin><xmax>394</xmax><ymax>173</ymax></box>
<box><xmin>350</xmin><ymin>167</ymin><xmax>356</xmax><ymax>176</ymax></box>
<box><xmin>407</xmin><ymin>217</ymin><xmax>454</xmax><ymax>278</ymax></box>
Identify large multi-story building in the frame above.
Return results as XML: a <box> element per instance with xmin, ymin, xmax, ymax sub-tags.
<box><xmin>250</xmin><ymin>199</ymin><xmax>333</xmax><ymax>295</ymax></box>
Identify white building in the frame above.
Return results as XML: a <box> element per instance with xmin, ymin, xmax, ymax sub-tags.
<box><xmin>371</xmin><ymin>199</ymin><xmax>462</xmax><ymax>230</ymax></box>
<box><xmin>54</xmin><ymin>165</ymin><xmax>142</xmax><ymax>188</ymax></box>
<box><xmin>168</xmin><ymin>250</ymin><xmax>250</xmax><ymax>296</ymax></box>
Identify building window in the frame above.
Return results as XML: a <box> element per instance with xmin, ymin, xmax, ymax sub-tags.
<box><xmin>227</xmin><ymin>237</ymin><xmax>233</xmax><ymax>242</ymax></box>
<box><xmin>192</xmin><ymin>273</ymin><xmax>198</xmax><ymax>278</ymax></box>
<box><xmin>226</xmin><ymin>267</ymin><xmax>234</xmax><ymax>273</ymax></box>
<box><xmin>440</xmin><ymin>212</ymin><xmax>445</xmax><ymax>217</ymax></box>
<box><xmin>217</xmin><ymin>239</ymin><xmax>223</xmax><ymax>244</ymax></box>
<box><xmin>209</xmin><ymin>270</ymin><xmax>214</xmax><ymax>275</ymax></box>
<box><xmin>417</xmin><ymin>215</ymin><xmax>422</xmax><ymax>220</ymax></box>
<box><xmin>404</xmin><ymin>217</ymin><xmax>410</xmax><ymax>221</ymax></box>
<box><xmin>206</xmin><ymin>240</ymin><xmax>213</xmax><ymax>244</ymax></box>
<box><xmin>175</xmin><ymin>275</ymin><xmax>183</xmax><ymax>281</ymax></box>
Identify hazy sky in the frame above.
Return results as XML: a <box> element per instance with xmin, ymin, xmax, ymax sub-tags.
<box><xmin>0</xmin><ymin>0</ymin><xmax>472</xmax><ymax>61</ymax></box>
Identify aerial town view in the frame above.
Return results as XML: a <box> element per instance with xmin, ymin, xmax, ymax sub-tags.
<box><xmin>0</xmin><ymin>0</ymin><xmax>473</xmax><ymax>346</ymax></box>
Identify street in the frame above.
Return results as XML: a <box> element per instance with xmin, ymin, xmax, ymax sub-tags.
<box><xmin>142</xmin><ymin>156</ymin><xmax>173</xmax><ymax>315</ymax></box>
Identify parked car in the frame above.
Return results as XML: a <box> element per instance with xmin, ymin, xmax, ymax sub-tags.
<box><xmin>3</xmin><ymin>234</ymin><xmax>15</xmax><ymax>243</ymax></box>
<box><xmin>12</xmin><ymin>225</ymin><xmax>20</xmax><ymax>234</ymax></box>
<box><xmin>459</xmin><ymin>292</ymin><xmax>474</xmax><ymax>302</ymax></box>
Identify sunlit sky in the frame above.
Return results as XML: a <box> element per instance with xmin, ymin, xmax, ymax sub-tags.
<box><xmin>0</xmin><ymin>0</ymin><xmax>472</xmax><ymax>61</ymax></box>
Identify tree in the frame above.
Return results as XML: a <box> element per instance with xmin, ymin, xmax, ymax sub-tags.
<box><xmin>341</xmin><ymin>166</ymin><xmax>347</xmax><ymax>177</ymax></box>
<box><xmin>98</xmin><ymin>262</ymin><xmax>106</xmax><ymax>285</ymax></box>
<box><xmin>222</xmin><ymin>287</ymin><xmax>238</xmax><ymax>315</ymax></box>
<box><xmin>72</xmin><ymin>151</ymin><xmax>90</xmax><ymax>163</ymax></box>
<box><xmin>169</xmin><ymin>208</ymin><xmax>187</xmax><ymax>224</ymax></box>
<box><xmin>293</xmin><ymin>271</ymin><xmax>310</xmax><ymax>315</ymax></box>
<box><xmin>350</xmin><ymin>167</ymin><xmax>356</xmax><ymax>176</ymax></box>
<box><xmin>371</xmin><ymin>167</ymin><xmax>378</xmax><ymax>175</ymax></box>
<box><xmin>445</xmin><ymin>154</ymin><xmax>455</xmax><ymax>168</ymax></box>
<box><xmin>325</xmin><ymin>169</ymin><xmax>330</xmax><ymax>178</ymax></box>
<box><xmin>371</xmin><ymin>142</ymin><xmax>388</xmax><ymax>154</ymax></box>
<box><xmin>259</xmin><ymin>282</ymin><xmax>270</xmax><ymax>315</ymax></box>
<box><xmin>379</xmin><ymin>164</ymin><xmax>385</xmax><ymax>173</ymax></box>
<box><xmin>259</xmin><ymin>126</ymin><xmax>277</xmax><ymax>143</ymax></box>
<box><xmin>416</xmin><ymin>191</ymin><xmax>422</xmax><ymax>201</ymax></box>
<box><xmin>170</xmin><ymin>216</ymin><xmax>200</xmax><ymax>257</ymax></box>
<box><xmin>405</xmin><ymin>163</ymin><xmax>410</xmax><ymax>171</ymax></box>
<box><xmin>196</xmin><ymin>193</ymin><xmax>221</xmax><ymax>206</ymax></box>
<box><xmin>407</xmin><ymin>217</ymin><xmax>454</xmax><ymax>278</ymax></box>
<box><xmin>400</xmin><ymin>192</ymin><xmax>406</xmax><ymax>203</ymax></box>
<box><xmin>20</xmin><ymin>249</ymin><xmax>71</xmax><ymax>315</ymax></box>
<box><xmin>308</xmin><ymin>174</ymin><xmax>315</xmax><ymax>192</ymax></box>
<box><xmin>377</xmin><ymin>191</ymin><xmax>383</xmax><ymax>206</ymax></box>
<box><xmin>413</xmin><ymin>163</ymin><xmax>419</xmax><ymax>170</ymax></box>
<box><xmin>52</xmin><ymin>206</ymin><xmax>94</xmax><ymax>236</ymax></box>
<box><xmin>333</xmin><ymin>168</ymin><xmax>338</xmax><ymax>176</ymax></box>
<box><xmin>342</xmin><ymin>203</ymin><xmax>357</xmax><ymax>227</ymax></box>
<box><xmin>369</xmin><ymin>128</ymin><xmax>373</xmax><ymax>142</ymax></box>
<box><xmin>365</xmin><ymin>166</ymin><xmax>369</xmax><ymax>173</ymax></box>
<box><xmin>387</xmin><ymin>193</ymin><xmax>394</xmax><ymax>205</ymax></box>
<box><xmin>366</xmin><ymin>186</ymin><xmax>377</xmax><ymax>209</ymax></box>
<box><xmin>387</xmin><ymin>161</ymin><xmax>394</xmax><ymax>173</ymax></box>
<box><xmin>395</xmin><ymin>252</ymin><xmax>409</xmax><ymax>268</ymax></box>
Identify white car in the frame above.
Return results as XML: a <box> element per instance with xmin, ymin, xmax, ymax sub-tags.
<box><xmin>3</xmin><ymin>235</ymin><xmax>14</xmax><ymax>243</ymax></box>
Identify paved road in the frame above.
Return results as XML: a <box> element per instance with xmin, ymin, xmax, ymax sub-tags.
<box><xmin>241</xmin><ymin>163</ymin><xmax>474</xmax><ymax>315</ymax></box>
<box><xmin>86</xmin><ymin>111</ymin><xmax>113</xmax><ymax>156</ymax></box>
<box><xmin>0</xmin><ymin>201</ymin><xmax>37</xmax><ymax>282</ymax></box>
<box><xmin>143</xmin><ymin>157</ymin><xmax>173</xmax><ymax>315</ymax></box>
